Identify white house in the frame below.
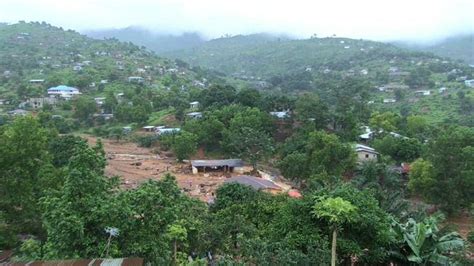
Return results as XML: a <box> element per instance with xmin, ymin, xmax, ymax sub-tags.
<box><xmin>270</xmin><ymin>111</ymin><xmax>290</xmax><ymax>119</ymax></box>
<box><xmin>439</xmin><ymin>87</ymin><xmax>447</xmax><ymax>93</ymax></box>
<box><xmin>29</xmin><ymin>79</ymin><xmax>45</xmax><ymax>84</ymax></box>
<box><xmin>465</xmin><ymin>79</ymin><xmax>474</xmax><ymax>87</ymax></box>
<box><xmin>128</xmin><ymin>76</ymin><xmax>144</xmax><ymax>83</ymax></box>
<box><xmin>155</xmin><ymin>127</ymin><xmax>181</xmax><ymax>135</ymax></box>
<box><xmin>415</xmin><ymin>90</ymin><xmax>431</xmax><ymax>96</ymax></box>
<box><xmin>186</xmin><ymin>112</ymin><xmax>203</xmax><ymax>119</ymax></box>
<box><xmin>383</xmin><ymin>98</ymin><xmax>396</xmax><ymax>103</ymax></box>
<box><xmin>355</xmin><ymin>144</ymin><xmax>378</xmax><ymax>162</ymax></box>
<box><xmin>189</xmin><ymin>101</ymin><xmax>200</xmax><ymax>109</ymax></box>
<box><xmin>47</xmin><ymin>85</ymin><xmax>81</xmax><ymax>98</ymax></box>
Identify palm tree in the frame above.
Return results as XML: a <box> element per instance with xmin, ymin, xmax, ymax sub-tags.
<box><xmin>389</xmin><ymin>214</ymin><xmax>465</xmax><ymax>265</ymax></box>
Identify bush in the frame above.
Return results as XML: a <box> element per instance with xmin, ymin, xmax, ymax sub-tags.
<box><xmin>135</xmin><ymin>135</ymin><xmax>160</xmax><ymax>148</ymax></box>
<box><xmin>468</xmin><ymin>230</ymin><xmax>474</xmax><ymax>244</ymax></box>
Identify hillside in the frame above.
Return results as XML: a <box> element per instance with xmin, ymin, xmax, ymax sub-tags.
<box><xmin>394</xmin><ymin>34</ymin><xmax>474</xmax><ymax>65</ymax></box>
<box><xmin>165</xmin><ymin>34</ymin><xmax>471</xmax><ymax>80</ymax></box>
<box><xmin>84</xmin><ymin>26</ymin><xmax>206</xmax><ymax>54</ymax></box>
<box><xmin>0</xmin><ymin>22</ymin><xmax>227</xmax><ymax>107</ymax></box>
<box><xmin>164</xmin><ymin>34</ymin><xmax>474</xmax><ymax>125</ymax></box>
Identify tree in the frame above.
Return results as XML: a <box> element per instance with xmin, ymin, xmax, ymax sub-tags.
<box><xmin>200</xmin><ymin>84</ymin><xmax>236</xmax><ymax>108</ymax></box>
<box><xmin>73</xmin><ymin>96</ymin><xmax>96</xmax><ymax>123</ymax></box>
<box><xmin>369</xmin><ymin>111</ymin><xmax>400</xmax><ymax>133</ymax></box>
<box><xmin>171</xmin><ymin>131</ymin><xmax>198</xmax><ymax>162</ymax></box>
<box><xmin>372</xmin><ymin>135</ymin><xmax>422</xmax><ymax>163</ymax></box>
<box><xmin>306</xmin><ymin>131</ymin><xmax>355</xmax><ymax>177</ymax></box>
<box><xmin>406</xmin><ymin>115</ymin><xmax>429</xmax><ymax>140</ymax></box>
<box><xmin>166</xmin><ymin>222</ymin><xmax>188</xmax><ymax>264</ymax></box>
<box><xmin>223</xmin><ymin>127</ymin><xmax>273</xmax><ymax>171</ymax></box>
<box><xmin>41</xmin><ymin>143</ymin><xmax>110</xmax><ymax>259</ymax></box>
<box><xmin>426</xmin><ymin>126</ymin><xmax>474</xmax><ymax>212</ymax></box>
<box><xmin>295</xmin><ymin>93</ymin><xmax>329</xmax><ymax>129</ymax></box>
<box><xmin>0</xmin><ymin>116</ymin><xmax>50</xmax><ymax>235</ymax></box>
<box><xmin>408</xmin><ymin>159</ymin><xmax>435</xmax><ymax>199</ymax></box>
<box><xmin>236</xmin><ymin>87</ymin><xmax>261</xmax><ymax>108</ymax></box>
<box><xmin>312</xmin><ymin>197</ymin><xmax>357</xmax><ymax>266</ymax></box>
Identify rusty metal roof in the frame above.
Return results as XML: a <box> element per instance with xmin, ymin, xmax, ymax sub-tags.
<box><xmin>2</xmin><ymin>258</ymin><xmax>143</xmax><ymax>266</ymax></box>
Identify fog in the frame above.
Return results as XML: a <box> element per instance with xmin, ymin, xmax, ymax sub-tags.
<box><xmin>1</xmin><ymin>0</ymin><xmax>473</xmax><ymax>43</ymax></box>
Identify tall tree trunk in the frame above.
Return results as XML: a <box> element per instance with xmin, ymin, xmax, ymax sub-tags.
<box><xmin>173</xmin><ymin>240</ymin><xmax>177</xmax><ymax>265</ymax></box>
<box><xmin>331</xmin><ymin>228</ymin><xmax>337</xmax><ymax>266</ymax></box>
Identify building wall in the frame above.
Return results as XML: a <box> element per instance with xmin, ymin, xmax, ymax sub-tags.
<box><xmin>357</xmin><ymin>151</ymin><xmax>377</xmax><ymax>161</ymax></box>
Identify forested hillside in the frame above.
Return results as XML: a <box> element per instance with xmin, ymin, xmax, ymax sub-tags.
<box><xmin>0</xmin><ymin>22</ymin><xmax>473</xmax><ymax>265</ymax></box>
<box><xmin>166</xmin><ymin>34</ymin><xmax>474</xmax><ymax>126</ymax></box>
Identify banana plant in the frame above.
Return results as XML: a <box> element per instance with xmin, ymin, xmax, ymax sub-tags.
<box><xmin>390</xmin><ymin>215</ymin><xmax>465</xmax><ymax>265</ymax></box>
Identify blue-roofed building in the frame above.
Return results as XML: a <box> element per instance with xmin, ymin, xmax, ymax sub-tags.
<box><xmin>47</xmin><ymin>85</ymin><xmax>81</xmax><ymax>98</ymax></box>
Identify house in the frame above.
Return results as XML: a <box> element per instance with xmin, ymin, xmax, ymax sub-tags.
<box><xmin>415</xmin><ymin>90</ymin><xmax>431</xmax><ymax>96</ymax></box>
<box><xmin>94</xmin><ymin>97</ymin><xmax>106</xmax><ymax>105</ymax></box>
<box><xmin>191</xmin><ymin>159</ymin><xmax>244</xmax><ymax>174</ymax></box>
<box><xmin>359</xmin><ymin>126</ymin><xmax>374</xmax><ymax>141</ymax></box>
<box><xmin>93</xmin><ymin>113</ymin><xmax>114</xmax><ymax>121</ymax></box>
<box><xmin>73</xmin><ymin>65</ymin><xmax>82</xmax><ymax>71</ymax></box>
<box><xmin>465</xmin><ymin>79</ymin><xmax>474</xmax><ymax>87</ymax></box>
<box><xmin>29</xmin><ymin>79</ymin><xmax>45</xmax><ymax>84</ymax></box>
<box><xmin>270</xmin><ymin>111</ymin><xmax>290</xmax><ymax>119</ymax></box>
<box><xmin>23</xmin><ymin>97</ymin><xmax>58</xmax><ymax>109</ymax></box>
<box><xmin>128</xmin><ymin>76</ymin><xmax>144</xmax><ymax>83</ymax></box>
<box><xmin>224</xmin><ymin>175</ymin><xmax>281</xmax><ymax>193</ymax></box>
<box><xmin>0</xmin><ymin>99</ymin><xmax>10</xmax><ymax>105</ymax></box>
<box><xmin>189</xmin><ymin>101</ymin><xmax>199</xmax><ymax>109</ymax></box>
<box><xmin>355</xmin><ymin>144</ymin><xmax>378</xmax><ymax>162</ymax></box>
<box><xmin>8</xmin><ymin>109</ymin><xmax>29</xmax><ymax>116</ymax></box>
<box><xmin>383</xmin><ymin>98</ymin><xmax>396</xmax><ymax>103</ymax></box>
<box><xmin>186</xmin><ymin>112</ymin><xmax>203</xmax><ymax>119</ymax></box>
<box><xmin>439</xmin><ymin>87</ymin><xmax>447</xmax><ymax>94</ymax></box>
<box><xmin>156</xmin><ymin>127</ymin><xmax>181</xmax><ymax>135</ymax></box>
<box><xmin>142</xmin><ymin>126</ymin><xmax>155</xmax><ymax>132</ymax></box>
<box><xmin>47</xmin><ymin>85</ymin><xmax>81</xmax><ymax>98</ymax></box>
<box><xmin>122</xmin><ymin>126</ymin><xmax>132</xmax><ymax>134</ymax></box>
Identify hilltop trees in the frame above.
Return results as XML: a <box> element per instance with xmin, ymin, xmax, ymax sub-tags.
<box><xmin>279</xmin><ymin>131</ymin><xmax>355</xmax><ymax>184</ymax></box>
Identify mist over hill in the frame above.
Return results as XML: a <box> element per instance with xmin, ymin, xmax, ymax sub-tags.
<box><xmin>393</xmin><ymin>34</ymin><xmax>474</xmax><ymax>65</ymax></box>
<box><xmin>84</xmin><ymin>26</ymin><xmax>206</xmax><ymax>54</ymax></box>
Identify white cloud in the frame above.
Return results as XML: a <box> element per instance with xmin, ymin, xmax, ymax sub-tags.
<box><xmin>0</xmin><ymin>0</ymin><xmax>473</xmax><ymax>41</ymax></box>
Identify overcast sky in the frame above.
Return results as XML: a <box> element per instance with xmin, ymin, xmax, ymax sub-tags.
<box><xmin>1</xmin><ymin>0</ymin><xmax>473</xmax><ymax>42</ymax></box>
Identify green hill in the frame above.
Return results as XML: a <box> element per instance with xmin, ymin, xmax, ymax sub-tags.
<box><xmin>0</xmin><ymin>22</ymin><xmax>226</xmax><ymax>105</ymax></box>
<box><xmin>164</xmin><ymin>34</ymin><xmax>461</xmax><ymax>79</ymax></box>
<box><xmin>165</xmin><ymin>34</ymin><xmax>474</xmax><ymax>125</ymax></box>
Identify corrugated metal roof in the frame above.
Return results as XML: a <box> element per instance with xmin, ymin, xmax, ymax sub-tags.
<box><xmin>191</xmin><ymin>159</ymin><xmax>243</xmax><ymax>168</ymax></box>
<box><xmin>224</xmin><ymin>175</ymin><xmax>281</xmax><ymax>190</ymax></box>
<box><xmin>2</xmin><ymin>258</ymin><xmax>143</xmax><ymax>266</ymax></box>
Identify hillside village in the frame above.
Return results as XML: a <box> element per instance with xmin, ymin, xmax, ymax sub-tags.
<box><xmin>0</xmin><ymin>21</ymin><xmax>473</xmax><ymax>265</ymax></box>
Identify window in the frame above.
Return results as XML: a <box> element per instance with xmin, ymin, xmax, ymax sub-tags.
<box><xmin>365</xmin><ymin>154</ymin><xmax>369</xmax><ymax>158</ymax></box>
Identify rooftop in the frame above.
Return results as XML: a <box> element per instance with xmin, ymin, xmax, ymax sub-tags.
<box><xmin>355</xmin><ymin>144</ymin><xmax>378</xmax><ymax>154</ymax></box>
<box><xmin>191</xmin><ymin>159</ymin><xmax>243</xmax><ymax>168</ymax></box>
<box><xmin>224</xmin><ymin>175</ymin><xmax>281</xmax><ymax>190</ymax></box>
<box><xmin>1</xmin><ymin>258</ymin><xmax>144</xmax><ymax>266</ymax></box>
